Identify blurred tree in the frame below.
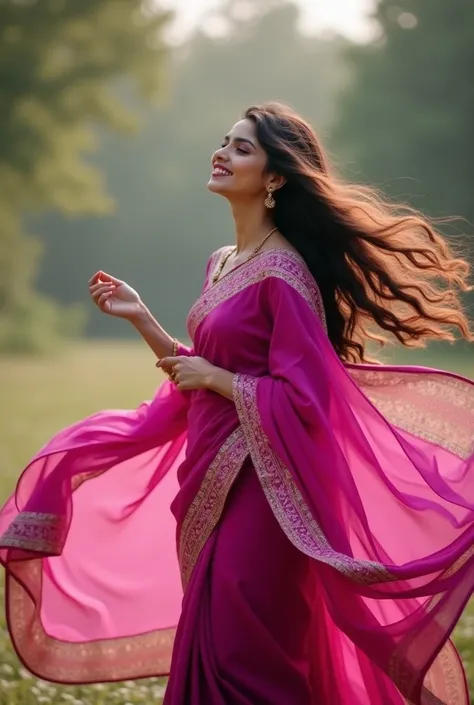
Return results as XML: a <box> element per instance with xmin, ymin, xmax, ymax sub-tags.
<box><xmin>0</xmin><ymin>0</ymin><xmax>170</xmax><ymax>352</ymax></box>
<box><xmin>34</xmin><ymin>0</ymin><xmax>345</xmax><ymax>341</ymax></box>
<box><xmin>333</xmin><ymin>0</ymin><xmax>474</xmax><ymax>227</ymax></box>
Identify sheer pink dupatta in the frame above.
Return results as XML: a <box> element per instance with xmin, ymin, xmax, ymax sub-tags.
<box><xmin>0</xmin><ymin>378</ymin><xmax>192</xmax><ymax>682</ymax></box>
<box><xmin>232</xmin><ymin>271</ymin><xmax>473</xmax><ymax>705</ymax></box>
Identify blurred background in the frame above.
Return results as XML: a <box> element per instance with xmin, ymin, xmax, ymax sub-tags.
<box><xmin>0</xmin><ymin>0</ymin><xmax>473</xmax><ymax>703</ymax></box>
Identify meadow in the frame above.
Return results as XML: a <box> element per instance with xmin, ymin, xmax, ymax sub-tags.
<box><xmin>0</xmin><ymin>341</ymin><xmax>473</xmax><ymax>704</ymax></box>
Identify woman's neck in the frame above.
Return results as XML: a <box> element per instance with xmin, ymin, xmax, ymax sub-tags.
<box><xmin>230</xmin><ymin>199</ymin><xmax>275</xmax><ymax>255</ymax></box>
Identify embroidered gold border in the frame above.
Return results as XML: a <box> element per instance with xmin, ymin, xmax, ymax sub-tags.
<box><xmin>178</xmin><ymin>426</ymin><xmax>248</xmax><ymax>589</ymax></box>
<box><xmin>425</xmin><ymin>639</ymin><xmax>469</xmax><ymax>705</ymax></box>
<box><xmin>187</xmin><ymin>248</ymin><xmax>327</xmax><ymax>341</ymax></box>
<box><xmin>6</xmin><ymin>559</ymin><xmax>175</xmax><ymax>683</ymax></box>
<box><xmin>0</xmin><ymin>511</ymin><xmax>66</xmax><ymax>554</ymax></box>
<box><xmin>392</xmin><ymin>638</ymin><xmax>468</xmax><ymax>705</ymax></box>
<box><xmin>349</xmin><ymin>368</ymin><xmax>474</xmax><ymax>460</ymax></box>
<box><xmin>232</xmin><ymin>373</ymin><xmax>395</xmax><ymax>585</ymax></box>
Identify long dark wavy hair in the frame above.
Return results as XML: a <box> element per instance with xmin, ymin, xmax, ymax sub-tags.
<box><xmin>245</xmin><ymin>103</ymin><xmax>473</xmax><ymax>363</ymax></box>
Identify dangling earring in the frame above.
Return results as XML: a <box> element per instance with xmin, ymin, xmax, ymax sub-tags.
<box><xmin>264</xmin><ymin>187</ymin><xmax>275</xmax><ymax>209</ymax></box>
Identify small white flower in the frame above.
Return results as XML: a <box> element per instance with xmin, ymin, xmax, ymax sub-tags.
<box><xmin>36</xmin><ymin>680</ymin><xmax>52</xmax><ymax>690</ymax></box>
<box><xmin>18</xmin><ymin>667</ymin><xmax>33</xmax><ymax>679</ymax></box>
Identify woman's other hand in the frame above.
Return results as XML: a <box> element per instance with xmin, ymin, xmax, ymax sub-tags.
<box><xmin>157</xmin><ymin>355</ymin><xmax>216</xmax><ymax>391</ymax></box>
<box><xmin>88</xmin><ymin>271</ymin><xmax>144</xmax><ymax>321</ymax></box>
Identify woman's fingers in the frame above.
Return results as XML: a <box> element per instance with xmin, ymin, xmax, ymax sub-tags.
<box><xmin>90</xmin><ymin>281</ymin><xmax>115</xmax><ymax>294</ymax></box>
<box><xmin>90</xmin><ymin>285</ymin><xmax>115</xmax><ymax>304</ymax></box>
<box><xmin>88</xmin><ymin>271</ymin><xmax>122</xmax><ymax>287</ymax></box>
<box><xmin>88</xmin><ymin>271</ymin><xmax>102</xmax><ymax>286</ymax></box>
<box><xmin>98</xmin><ymin>271</ymin><xmax>122</xmax><ymax>286</ymax></box>
<box><xmin>157</xmin><ymin>356</ymin><xmax>179</xmax><ymax>368</ymax></box>
<box><xmin>97</xmin><ymin>291</ymin><xmax>114</xmax><ymax>307</ymax></box>
<box><xmin>156</xmin><ymin>356</ymin><xmax>179</xmax><ymax>376</ymax></box>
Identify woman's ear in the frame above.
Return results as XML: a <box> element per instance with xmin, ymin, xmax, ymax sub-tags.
<box><xmin>267</xmin><ymin>174</ymin><xmax>287</xmax><ymax>193</ymax></box>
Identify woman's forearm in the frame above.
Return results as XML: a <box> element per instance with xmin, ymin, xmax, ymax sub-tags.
<box><xmin>130</xmin><ymin>304</ymin><xmax>178</xmax><ymax>360</ymax></box>
<box><xmin>206</xmin><ymin>366</ymin><xmax>235</xmax><ymax>401</ymax></box>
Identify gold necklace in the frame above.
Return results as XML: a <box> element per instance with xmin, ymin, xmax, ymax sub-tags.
<box><xmin>212</xmin><ymin>226</ymin><xmax>278</xmax><ymax>285</ymax></box>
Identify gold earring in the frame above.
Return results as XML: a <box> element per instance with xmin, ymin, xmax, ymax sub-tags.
<box><xmin>264</xmin><ymin>188</ymin><xmax>275</xmax><ymax>209</ymax></box>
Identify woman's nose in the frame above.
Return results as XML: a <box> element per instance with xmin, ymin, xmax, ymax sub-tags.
<box><xmin>213</xmin><ymin>146</ymin><xmax>230</xmax><ymax>162</ymax></box>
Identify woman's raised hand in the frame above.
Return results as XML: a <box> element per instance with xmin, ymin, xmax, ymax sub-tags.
<box><xmin>88</xmin><ymin>271</ymin><xmax>144</xmax><ymax>321</ymax></box>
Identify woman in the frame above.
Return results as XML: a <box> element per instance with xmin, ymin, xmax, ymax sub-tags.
<box><xmin>1</xmin><ymin>103</ymin><xmax>474</xmax><ymax>705</ymax></box>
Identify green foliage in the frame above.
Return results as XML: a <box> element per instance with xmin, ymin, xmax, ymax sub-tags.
<box><xmin>0</xmin><ymin>0</ymin><xmax>171</xmax><ymax>352</ymax></box>
<box><xmin>0</xmin><ymin>293</ymin><xmax>86</xmax><ymax>356</ymax></box>
<box><xmin>333</xmin><ymin>0</ymin><xmax>474</xmax><ymax>225</ymax></box>
<box><xmin>0</xmin><ymin>218</ymin><xmax>85</xmax><ymax>354</ymax></box>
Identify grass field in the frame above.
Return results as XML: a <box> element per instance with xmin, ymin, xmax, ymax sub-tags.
<box><xmin>0</xmin><ymin>341</ymin><xmax>473</xmax><ymax>703</ymax></box>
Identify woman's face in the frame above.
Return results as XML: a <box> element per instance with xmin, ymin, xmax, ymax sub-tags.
<box><xmin>207</xmin><ymin>119</ymin><xmax>270</xmax><ymax>200</ymax></box>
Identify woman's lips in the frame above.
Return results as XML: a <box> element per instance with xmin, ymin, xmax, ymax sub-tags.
<box><xmin>211</xmin><ymin>165</ymin><xmax>233</xmax><ymax>177</ymax></box>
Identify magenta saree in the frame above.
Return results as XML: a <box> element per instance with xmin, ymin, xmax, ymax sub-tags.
<box><xmin>1</xmin><ymin>248</ymin><xmax>474</xmax><ymax>704</ymax></box>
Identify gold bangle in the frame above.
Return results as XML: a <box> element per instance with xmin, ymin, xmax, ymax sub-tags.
<box><xmin>172</xmin><ymin>339</ymin><xmax>179</xmax><ymax>357</ymax></box>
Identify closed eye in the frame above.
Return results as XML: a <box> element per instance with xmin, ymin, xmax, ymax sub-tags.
<box><xmin>220</xmin><ymin>143</ymin><xmax>248</xmax><ymax>153</ymax></box>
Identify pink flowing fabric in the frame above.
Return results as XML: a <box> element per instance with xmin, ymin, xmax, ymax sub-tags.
<box><xmin>1</xmin><ymin>247</ymin><xmax>473</xmax><ymax>705</ymax></box>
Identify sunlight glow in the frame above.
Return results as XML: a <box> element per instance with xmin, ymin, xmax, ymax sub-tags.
<box><xmin>158</xmin><ymin>0</ymin><xmax>376</xmax><ymax>43</ymax></box>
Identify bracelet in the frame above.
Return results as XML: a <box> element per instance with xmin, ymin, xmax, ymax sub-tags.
<box><xmin>164</xmin><ymin>339</ymin><xmax>179</xmax><ymax>383</ymax></box>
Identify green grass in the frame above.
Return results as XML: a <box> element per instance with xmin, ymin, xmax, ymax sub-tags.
<box><xmin>0</xmin><ymin>341</ymin><xmax>473</xmax><ymax>703</ymax></box>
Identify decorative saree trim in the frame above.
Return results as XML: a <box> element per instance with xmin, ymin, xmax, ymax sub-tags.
<box><xmin>349</xmin><ymin>367</ymin><xmax>474</xmax><ymax>460</ymax></box>
<box><xmin>6</xmin><ymin>560</ymin><xmax>175</xmax><ymax>683</ymax></box>
<box><xmin>232</xmin><ymin>373</ymin><xmax>395</xmax><ymax>585</ymax></box>
<box><xmin>187</xmin><ymin>248</ymin><xmax>327</xmax><ymax>341</ymax></box>
<box><xmin>178</xmin><ymin>426</ymin><xmax>249</xmax><ymax>589</ymax></box>
<box><xmin>390</xmin><ymin>640</ymin><xmax>467</xmax><ymax>705</ymax></box>
<box><xmin>0</xmin><ymin>512</ymin><xmax>66</xmax><ymax>554</ymax></box>
<box><xmin>427</xmin><ymin>640</ymin><xmax>469</xmax><ymax>705</ymax></box>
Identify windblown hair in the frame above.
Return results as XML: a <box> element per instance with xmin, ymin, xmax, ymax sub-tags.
<box><xmin>245</xmin><ymin>103</ymin><xmax>473</xmax><ymax>363</ymax></box>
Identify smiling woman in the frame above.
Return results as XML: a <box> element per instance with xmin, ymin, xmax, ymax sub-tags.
<box><xmin>1</xmin><ymin>103</ymin><xmax>474</xmax><ymax>705</ymax></box>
